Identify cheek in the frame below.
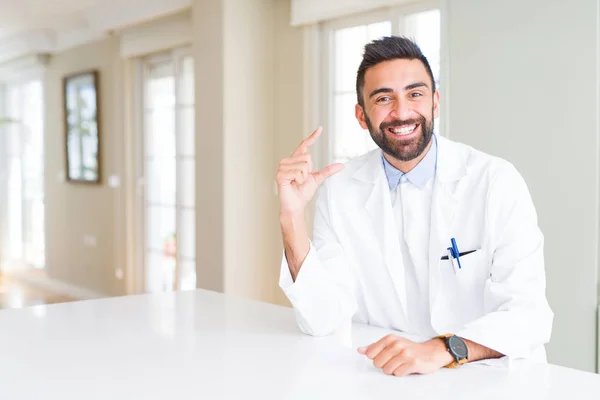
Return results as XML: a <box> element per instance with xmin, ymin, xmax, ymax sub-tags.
<box><xmin>370</xmin><ymin>108</ymin><xmax>391</xmax><ymax>128</ymax></box>
<box><xmin>422</xmin><ymin>101</ymin><xmax>437</xmax><ymax>119</ymax></box>
<box><xmin>404</xmin><ymin>105</ymin><xmax>432</xmax><ymax>125</ymax></box>
<box><xmin>415</xmin><ymin>103</ymin><xmax>432</xmax><ymax>117</ymax></box>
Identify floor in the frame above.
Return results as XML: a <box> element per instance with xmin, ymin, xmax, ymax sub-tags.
<box><xmin>0</xmin><ymin>273</ymin><xmax>74</xmax><ymax>309</ymax></box>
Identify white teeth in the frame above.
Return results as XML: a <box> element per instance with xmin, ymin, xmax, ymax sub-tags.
<box><xmin>390</xmin><ymin>125</ymin><xmax>416</xmax><ymax>135</ymax></box>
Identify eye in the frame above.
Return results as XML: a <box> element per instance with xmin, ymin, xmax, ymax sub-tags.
<box><xmin>376</xmin><ymin>96</ymin><xmax>392</xmax><ymax>103</ymax></box>
<box><xmin>409</xmin><ymin>92</ymin><xmax>423</xmax><ymax>98</ymax></box>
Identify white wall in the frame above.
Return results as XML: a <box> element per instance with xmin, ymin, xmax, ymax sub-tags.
<box><xmin>193</xmin><ymin>0</ymin><xmax>281</xmax><ymax>303</ymax></box>
<box><xmin>45</xmin><ymin>36</ymin><xmax>127</xmax><ymax>297</ymax></box>
<box><xmin>222</xmin><ymin>0</ymin><xmax>278</xmax><ymax>301</ymax></box>
<box><xmin>119</xmin><ymin>11</ymin><xmax>192</xmax><ymax>58</ymax></box>
<box><xmin>272</xmin><ymin>0</ymin><xmax>306</xmax><ymax>306</ymax></box>
<box><xmin>193</xmin><ymin>0</ymin><xmax>226</xmax><ymax>293</ymax></box>
<box><xmin>446</xmin><ymin>0</ymin><xmax>599</xmax><ymax>372</ymax></box>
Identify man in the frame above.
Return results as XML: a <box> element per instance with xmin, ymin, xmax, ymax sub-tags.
<box><xmin>276</xmin><ymin>36</ymin><xmax>553</xmax><ymax>376</ymax></box>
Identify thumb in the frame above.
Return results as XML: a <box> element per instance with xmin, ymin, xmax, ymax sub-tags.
<box><xmin>312</xmin><ymin>163</ymin><xmax>344</xmax><ymax>185</ymax></box>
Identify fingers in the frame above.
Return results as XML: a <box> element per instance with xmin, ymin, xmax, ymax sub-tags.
<box><xmin>380</xmin><ymin>347</ymin><xmax>415</xmax><ymax>375</ymax></box>
<box><xmin>277</xmin><ymin>129</ymin><xmax>343</xmax><ymax>188</ymax></box>
<box><xmin>277</xmin><ymin>151</ymin><xmax>312</xmax><ymax>187</ymax></box>
<box><xmin>279</xmin><ymin>154</ymin><xmax>313</xmax><ymax>172</ymax></box>
<box><xmin>392</xmin><ymin>362</ymin><xmax>417</xmax><ymax>377</ymax></box>
<box><xmin>363</xmin><ymin>334</ymin><xmax>401</xmax><ymax>360</ymax></box>
<box><xmin>277</xmin><ymin>151</ymin><xmax>311</xmax><ymax>186</ymax></box>
<box><xmin>373</xmin><ymin>341</ymin><xmax>405</xmax><ymax>369</ymax></box>
<box><xmin>292</xmin><ymin>126</ymin><xmax>322</xmax><ymax>156</ymax></box>
<box><xmin>276</xmin><ymin>169</ymin><xmax>307</xmax><ymax>186</ymax></box>
<box><xmin>389</xmin><ymin>355</ymin><xmax>417</xmax><ymax>377</ymax></box>
<box><xmin>364</xmin><ymin>334</ymin><xmax>405</xmax><ymax>360</ymax></box>
<box><xmin>312</xmin><ymin>163</ymin><xmax>344</xmax><ymax>185</ymax></box>
<box><xmin>368</xmin><ymin>341</ymin><xmax>418</xmax><ymax>376</ymax></box>
<box><xmin>279</xmin><ymin>163</ymin><xmax>309</xmax><ymax>183</ymax></box>
<box><xmin>382</xmin><ymin>353</ymin><xmax>409</xmax><ymax>375</ymax></box>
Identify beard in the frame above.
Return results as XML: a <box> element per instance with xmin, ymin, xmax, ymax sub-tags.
<box><xmin>365</xmin><ymin>109</ymin><xmax>434</xmax><ymax>162</ymax></box>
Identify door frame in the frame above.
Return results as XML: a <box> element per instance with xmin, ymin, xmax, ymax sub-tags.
<box><xmin>131</xmin><ymin>46</ymin><xmax>194</xmax><ymax>294</ymax></box>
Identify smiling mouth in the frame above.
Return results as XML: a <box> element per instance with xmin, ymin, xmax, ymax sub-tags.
<box><xmin>387</xmin><ymin>124</ymin><xmax>419</xmax><ymax>137</ymax></box>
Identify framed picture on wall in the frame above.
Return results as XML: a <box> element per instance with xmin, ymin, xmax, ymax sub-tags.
<box><xmin>64</xmin><ymin>70</ymin><xmax>101</xmax><ymax>183</ymax></box>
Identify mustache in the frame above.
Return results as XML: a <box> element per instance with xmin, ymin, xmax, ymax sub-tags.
<box><xmin>380</xmin><ymin>116</ymin><xmax>426</xmax><ymax>131</ymax></box>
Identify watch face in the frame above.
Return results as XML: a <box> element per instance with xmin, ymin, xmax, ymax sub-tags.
<box><xmin>448</xmin><ymin>335</ymin><xmax>468</xmax><ymax>359</ymax></box>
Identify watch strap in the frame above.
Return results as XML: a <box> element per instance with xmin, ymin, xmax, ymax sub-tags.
<box><xmin>444</xmin><ymin>358</ymin><xmax>468</xmax><ymax>368</ymax></box>
<box><xmin>436</xmin><ymin>334</ymin><xmax>468</xmax><ymax>368</ymax></box>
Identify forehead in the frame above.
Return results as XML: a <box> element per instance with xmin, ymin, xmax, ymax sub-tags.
<box><xmin>363</xmin><ymin>58</ymin><xmax>431</xmax><ymax>91</ymax></box>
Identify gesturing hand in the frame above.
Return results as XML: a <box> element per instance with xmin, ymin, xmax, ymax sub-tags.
<box><xmin>276</xmin><ymin>126</ymin><xmax>344</xmax><ymax>217</ymax></box>
<box><xmin>358</xmin><ymin>334</ymin><xmax>454</xmax><ymax>377</ymax></box>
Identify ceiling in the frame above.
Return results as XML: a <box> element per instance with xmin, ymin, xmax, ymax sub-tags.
<box><xmin>0</xmin><ymin>0</ymin><xmax>191</xmax><ymax>62</ymax></box>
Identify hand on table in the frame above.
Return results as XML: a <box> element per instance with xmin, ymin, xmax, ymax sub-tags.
<box><xmin>358</xmin><ymin>334</ymin><xmax>454</xmax><ymax>377</ymax></box>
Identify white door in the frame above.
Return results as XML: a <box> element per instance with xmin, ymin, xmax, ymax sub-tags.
<box><xmin>1</xmin><ymin>79</ymin><xmax>45</xmax><ymax>269</ymax></box>
<box><xmin>138</xmin><ymin>48</ymin><xmax>196</xmax><ymax>292</ymax></box>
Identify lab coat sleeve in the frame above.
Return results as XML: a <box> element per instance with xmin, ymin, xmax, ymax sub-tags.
<box><xmin>278</xmin><ymin>181</ymin><xmax>357</xmax><ymax>336</ymax></box>
<box><xmin>456</xmin><ymin>163</ymin><xmax>554</xmax><ymax>359</ymax></box>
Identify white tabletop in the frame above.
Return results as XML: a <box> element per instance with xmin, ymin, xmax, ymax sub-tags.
<box><xmin>0</xmin><ymin>289</ymin><xmax>598</xmax><ymax>399</ymax></box>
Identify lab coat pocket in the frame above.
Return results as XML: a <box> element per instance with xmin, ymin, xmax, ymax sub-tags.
<box><xmin>454</xmin><ymin>249</ymin><xmax>490</xmax><ymax>316</ymax></box>
<box><xmin>455</xmin><ymin>249</ymin><xmax>490</xmax><ymax>285</ymax></box>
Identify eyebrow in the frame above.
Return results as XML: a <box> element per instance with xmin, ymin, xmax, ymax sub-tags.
<box><xmin>405</xmin><ymin>82</ymin><xmax>429</xmax><ymax>91</ymax></box>
<box><xmin>368</xmin><ymin>82</ymin><xmax>430</xmax><ymax>98</ymax></box>
<box><xmin>368</xmin><ymin>87</ymin><xmax>393</xmax><ymax>98</ymax></box>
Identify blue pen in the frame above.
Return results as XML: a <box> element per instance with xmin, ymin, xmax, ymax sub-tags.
<box><xmin>450</xmin><ymin>238</ymin><xmax>462</xmax><ymax>269</ymax></box>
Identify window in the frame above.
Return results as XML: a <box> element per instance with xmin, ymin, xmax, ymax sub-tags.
<box><xmin>138</xmin><ymin>49</ymin><xmax>196</xmax><ymax>293</ymax></box>
<box><xmin>324</xmin><ymin>7</ymin><xmax>441</xmax><ymax>164</ymax></box>
<box><xmin>0</xmin><ymin>79</ymin><xmax>45</xmax><ymax>268</ymax></box>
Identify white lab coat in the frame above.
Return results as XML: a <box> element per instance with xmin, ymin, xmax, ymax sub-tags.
<box><xmin>279</xmin><ymin>135</ymin><xmax>553</xmax><ymax>362</ymax></box>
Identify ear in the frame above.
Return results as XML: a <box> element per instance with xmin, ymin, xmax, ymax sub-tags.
<box><xmin>355</xmin><ymin>104</ymin><xmax>369</xmax><ymax>130</ymax></box>
<box><xmin>433</xmin><ymin>90</ymin><xmax>440</xmax><ymax>119</ymax></box>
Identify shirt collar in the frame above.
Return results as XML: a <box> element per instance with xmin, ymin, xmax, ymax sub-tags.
<box><xmin>381</xmin><ymin>134</ymin><xmax>438</xmax><ymax>190</ymax></box>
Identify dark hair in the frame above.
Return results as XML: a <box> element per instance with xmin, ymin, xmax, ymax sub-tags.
<box><xmin>356</xmin><ymin>36</ymin><xmax>436</xmax><ymax>106</ymax></box>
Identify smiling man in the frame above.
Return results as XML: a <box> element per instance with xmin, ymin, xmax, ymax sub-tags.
<box><xmin>276</xmin><ymin>36</ymin><xmax>553</xmax><ymax>376</ymax></box>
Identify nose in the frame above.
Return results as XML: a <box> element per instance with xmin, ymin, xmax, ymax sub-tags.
<box><xmin>390</xmin><ymin>98</ymin><xmax>412</xmax><ymax>121</ymax></box>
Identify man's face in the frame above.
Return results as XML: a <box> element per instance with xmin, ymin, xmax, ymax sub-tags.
<box><xmin>355</xmin><ymin>59</ymin><xmax>440</xmax><ymax>162</ymax></box>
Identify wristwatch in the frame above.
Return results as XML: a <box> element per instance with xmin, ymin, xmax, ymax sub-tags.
<box><xmin>437</xmin><ymin>334</ymin><xmax>468</xmax><ymax>368</ymax></box>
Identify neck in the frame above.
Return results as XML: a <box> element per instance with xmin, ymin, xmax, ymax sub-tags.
<box><xmin>383</xmin><ymin>137</ymin><xmax>433</xmax><ymax>173</ymax></box>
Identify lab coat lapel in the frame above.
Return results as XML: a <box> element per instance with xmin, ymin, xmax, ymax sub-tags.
<box><xmin>427</xmin><ymin>177</ymin><xmax>458</xmax><ymax>309</ymax></box>
<box><xmin>428</xmin><ymin>136</ymin><xmax>467</xmax><ymax>312</ymax></box>
<box><xmin>356</xmin><ymin>151</ymin><xmax>408</xmax><ymax>320</ymax></box>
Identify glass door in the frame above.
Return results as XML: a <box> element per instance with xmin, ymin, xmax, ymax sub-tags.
<box><xmin>1</xmin><ymin>79</ymin><xmax>45</xmax><ymax>269</ymax></box>
<box><xmin>140</xmin><ymin>48</ymin><xmax>196</xmax><ymax>292</ymax></box>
